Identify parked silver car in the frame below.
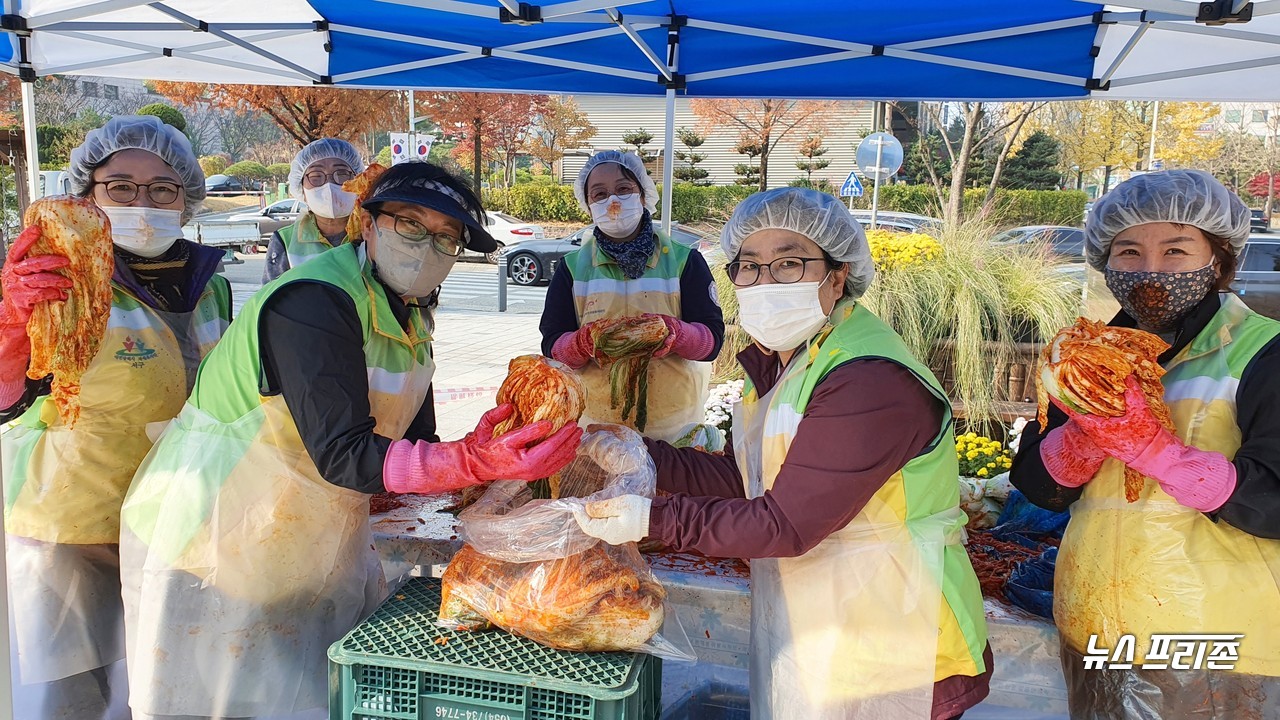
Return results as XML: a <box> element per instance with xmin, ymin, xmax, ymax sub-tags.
<box><xmin>228</xmin><ymin>199</ymin><xmax>307</xmax><ymax>240</ymax></box>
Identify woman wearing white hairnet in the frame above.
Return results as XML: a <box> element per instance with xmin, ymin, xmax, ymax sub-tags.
<box><xmin>0</xmin><ymin>115</ymin><xmax>231</xmax><ymax>719</ymax></box>
<box><xmin>1011</xmin><ymin>169</ymin><xmax>1280</xmax><ymax>719</ymax></box>
<box><xmin>261</xmin><ymin>138</ymin><xmax>365</xmax><ymax>282</ymax></box>
<box><xmin>573</xmin><ymin>187</ymin><xmax>992</xmax><ymax>720</ymax></box>
<box><xmin>539</xmin><ymin>150</ymin><xmax>724</xmax><ymax>441</ymax></box>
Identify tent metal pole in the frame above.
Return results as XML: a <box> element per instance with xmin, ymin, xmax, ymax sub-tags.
<box><xmin>662</xmin><ymin>88</ymin><xmax>675</xmax><ymax>236</ymax></box>
<box><xmin>21</xmin><ymin>80</ymin><xmax>39</xmax><ymax>203</ymax></box>
<box><xmin>1147</xmin><ymin>100</ymin><xmax>1159</xmax><ymax>169</ymax></box>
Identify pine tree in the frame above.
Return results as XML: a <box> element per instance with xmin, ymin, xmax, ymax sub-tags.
<box><xmin>1002</xmin><ymin>130</ymin><xmax>1063</xmax><ymax>190</ymax></box>
<box><xmin>673</xmin><ymin>127</ymin><xmax>710</xmax><ymax>185</ymax></box>
<box><xmin>795</xmin><ymin>134</ymin><xmax>831</xmax><ymax>183</ymax></box>
<box><xmin>733</xmin><ymin>135</ymin><xmax>763</xmax><ymax>187</ymax></box>
<box><xmin>621</xmin><ymin>128</ymin><xmax>656</xmax><ymax>170</ymax></box>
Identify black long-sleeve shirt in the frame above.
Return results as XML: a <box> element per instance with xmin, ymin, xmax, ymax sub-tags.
<box><xmin>258</xmin><ymin>280</ymin><xmax>439</xmax><ymax>494</ymax></box>
<box><xmin>538</xmin><ymin>243</ymin><xmax>725</xmax><ymax>360</ymax></box>
<box><xmin>1011</xmin><ymin>292</ymin><xmax>1280</xmax><ymax>539</ymax></box>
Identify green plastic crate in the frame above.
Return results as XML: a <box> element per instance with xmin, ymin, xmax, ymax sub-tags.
<box><xmin>328</xmin><ymin>576</ymin><xmax>661</xmax><ymax>720</ymax></box>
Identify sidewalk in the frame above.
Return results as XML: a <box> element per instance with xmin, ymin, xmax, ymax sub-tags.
<box><xmin>428</xmin><ymin>307</ymin><xmax>544</xmax><ymax>440</ymax></box>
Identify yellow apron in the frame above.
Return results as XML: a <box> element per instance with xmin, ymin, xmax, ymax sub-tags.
<box><xmin>733</xmin><ymin>351</ymin><xmax>956</xmax><ymax>720</ymax></box>
<box><xmin>3</xmin><ymin>284</ymin><xmax>226</xmax><ymax>683</ymax></box>
<box><xmin>121</xmin><ymin>244</ymin><xmax>437</xmax><ymax>717</ymax></box>
<box><xmin>569</xmin><ymin>235</ymin><xmax>710</xmax><ymax>442</ymax></box>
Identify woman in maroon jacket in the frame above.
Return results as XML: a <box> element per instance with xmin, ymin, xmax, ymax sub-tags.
<box><xmin>572</xmin><ymin>188</ymin><xmax>992</xmax><ymax>720</ymax></box>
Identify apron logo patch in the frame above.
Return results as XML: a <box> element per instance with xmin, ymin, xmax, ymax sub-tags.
<box><xmin>115</xmin><ymin>336</ymin><xmax>157</xmax><ymax>368</ymax></box>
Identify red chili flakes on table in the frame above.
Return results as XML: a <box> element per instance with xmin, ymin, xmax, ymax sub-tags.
<box><xmin>369</xmin><ymin>492</ymin><xmax>408</xmax><ymax>515</ymax></box>
<box><xmin>965</xmin><ymin>530</ymin><xmax>1040</xmax><ymax>602</ymax></box>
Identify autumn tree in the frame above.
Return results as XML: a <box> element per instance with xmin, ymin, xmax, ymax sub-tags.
<box><xmin>892</xmin><ymin>101</ymin><xmax>1044</xmax><ymax>221</ymax></box>
<box><xmin>153</xmin><ymin>82</ymin><xmax>399</xmax><ymax>148</ymax></box>
<box><xmin>198</xmin><ymin>155</ymin><xmax>228</xmax><ymax>177</ymax></box>
<box><xmin>795</xmin><ymin>135</ymin><xmax>830</xmax><ymax>184</ymax></box>
<box><xmin>527</xmin><ymin>97</ymin><xmax>597</xmax><ymax>178</ymax></box>
<box><xmin>692</xmin><ymin>99</ymin><xmax>838</xmax><ymax>192</ymax></box>
<box><xmin>424</xmin><ymin>92</ymin><xmax>545</xmax><ymax>195</ymax></box>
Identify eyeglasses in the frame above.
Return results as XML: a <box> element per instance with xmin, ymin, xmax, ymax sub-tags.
<box><xmin>587</xmin><ymin>184</ymin><xmax>639</xmax><ymax>204</ymax></box>
<box><xmin>303</xmin><ymin>168</ymin><xmax>357</xmax><ymax>188</ymax></box>
<box><xmin>376</xmin><ymin>211</ymin><xmax>465</xmax><ymax>256</ymax></box>
<box><xmin>92</xmin><ymin>179</ymin><xmax>181</xmax><ymax>205</ymax></box>
<box><xmin>726</xmin><ymin>256</ymin><xmax>829</xmax><ymax>287</ymax></box>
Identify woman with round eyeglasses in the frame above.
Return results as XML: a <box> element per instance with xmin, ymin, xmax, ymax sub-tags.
<box><xmin>118</xmin><ymin>162</ymin><xmax>581</xmax><ymax>720</ymax></box>
<box><xmin>262</xmin><ymin>138</ymin><xmax>365</xmax><ymax>282</ymax></box>
<box><xmin>571</xmin><ymin>187</ymin><xmax>992</xmax><ymax>720</ymax></box>
<box><xmin>0</xmin><ymin>115</ymin><xmax>232</xmax><ymax>719</ymax></box>
<box><xmin>539</xmin><ymin>149</ymin><xmax>724</xmax><ymax>442</ymax></box>
<box><xmin>1011</xmin><ymin>170</ymin><xmax>1280</xmax><ymax>719</ymax></box>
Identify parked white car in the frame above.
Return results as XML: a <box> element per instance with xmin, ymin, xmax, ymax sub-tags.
<box><xmin>472</xmin><ymin>211</ymin><xmax>545</xmax><ymax>263</ymax></box>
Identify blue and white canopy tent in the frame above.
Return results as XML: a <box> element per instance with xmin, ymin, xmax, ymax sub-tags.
<box><xmin>1</xmin><ymin>0</ymin><xmax>1279</xmax><ymax>715</ymax></box>
<box><xmin>4</xmin><ymin>0</ymin><xmax>1280</xmax><ymax>225</ymax></box>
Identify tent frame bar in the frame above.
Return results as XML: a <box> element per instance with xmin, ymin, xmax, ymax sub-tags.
<box><xmin>149</xmin><ymin>3</ymin><xmax>323</xmax><ymax>82</ymax></box>
<box><xmin>330</xmin><ymin>22</ymin><xmax>657</xmax><ymax>83</ymax></box>
<box><xmin>1098</xmin><ymin>20</ymin><xmax>1153</xmax><ymax>87</ymax></box>
<box><xmin>605</xmin><ymin>8</ymin><xmax>670</xmax><ymax>81</ymax></box>
<box><xmin>45</xmin><ymin>28</ymin><xmax>314</xmax><ymax>80</ymax></box>
<box><xmin>40</xmin><ymin>21</ymin><xmax>320</xmax><ymax>31</ymax></box>
<box><xmin>24</xmin><ymin>0</ymin><xmax>155</xmax><ymax>28</ymax></box>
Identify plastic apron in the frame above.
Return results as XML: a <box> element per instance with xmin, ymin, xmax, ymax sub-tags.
<box><xmin>569</xmin><ymin>234</ymin><xmax>711</xmax><ymax>442</ymax></box>
<box><xmin>732</xmin><ymin>351</ymin><xmax>955</xmax><ymax>720</ymax></box>
<box><xmin>120</xmin><ymin>291</ymin><xmax>435</xmax><ymax>718</ymax></box>
<box><xmin>1054</xmin><ymin>294</ymin><xmax>1280</xmax><ymax>718</ymax></box>
<box><xmin>3</xmin><ymin>285</ymin><xmax>225</xmax><ymax>684</ymax></box>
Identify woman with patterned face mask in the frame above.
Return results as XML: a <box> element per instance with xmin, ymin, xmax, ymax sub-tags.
<box><xmin>0</xmin><ymin>114</ymin><xmax>232</xmax><ymax>719</ymax></box>
<box><xmin>571</xmin><ymin>188</ymin><xmax>993</xmax><ymax>720</ymax></box>
<box><xmin>262</xmin><ymin>137</ymin><xmax>365</xmax><ymax>282</ymax></box>
<box><xmin>539</xmin><ymin>150</ymin><xmax>725</xmax><ymax>441</ymax></box>
<box><xmin>117</xmin><ymin>161</ymin><xmax>580</xmax><ymax>720</ymax></box>
<box><xmin>1011</xmin><ymin>169</ymin><xmax>1280</xmax><ymax>719</ymax></box>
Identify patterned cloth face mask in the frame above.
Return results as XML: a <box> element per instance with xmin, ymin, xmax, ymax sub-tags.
<box><xmin>1103</xmin><ymin>262</ymin><xmax>1217</xmax><ymax>332</ymax></box>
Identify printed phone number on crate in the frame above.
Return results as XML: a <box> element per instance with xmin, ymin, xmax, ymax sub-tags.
<box><xmin>434</xmin><ymin>708</ymin><xmax>513</xmax><ymax>720</ymax></box>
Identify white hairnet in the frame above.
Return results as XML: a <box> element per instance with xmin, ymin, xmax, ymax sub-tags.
<box><xmin>288</xmin><ymin>138</ymin><xmax>366</xmax><ymax>200</ymax></box>
<box><xmin>722</xmin><ymin>187</ymin><xmax>876</xmax><ymax>299</ymax></box>
<box><xmin>68</xmin><ymin>115</ymin><xmax>205</xmax><ymax>224</ymax></box>
<box><xmin>574</xmin><ymin>150</ymin><xmax>658</xmax><ymax>214</ymax></box>
<box><xmin>1085</xmin><ymin>169</ymin><xmax>1250</xmax><ymax>271</ymax></box>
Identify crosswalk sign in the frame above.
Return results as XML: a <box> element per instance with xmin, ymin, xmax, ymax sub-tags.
<box><xmin>840</xmin><ymin>171</ymin><xmax>864</xmax><ymax>198</ymax></box>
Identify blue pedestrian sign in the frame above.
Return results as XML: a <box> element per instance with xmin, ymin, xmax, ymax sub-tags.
<box><xmin>840</xmin><ymin>171</ymin><xmax>864</xmax><ymax>198</ymax></box>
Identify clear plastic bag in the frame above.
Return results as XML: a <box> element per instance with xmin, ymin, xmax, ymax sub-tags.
<box><xmin>439</xmin><ymin>425</ymin><xmax>694</xmax><ymax>661</ymax></box>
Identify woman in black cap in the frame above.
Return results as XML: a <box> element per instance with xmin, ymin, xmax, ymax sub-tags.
<box><xmin>118</xmin><ymin>162</ymin><xmax>582</xmax><ymax>720</ymax></box>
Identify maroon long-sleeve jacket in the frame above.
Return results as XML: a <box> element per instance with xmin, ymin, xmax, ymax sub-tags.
<box><xmin>644</xmin><ymin>345</ymin><xmax>993</xmax><ymax>720</ymax></box>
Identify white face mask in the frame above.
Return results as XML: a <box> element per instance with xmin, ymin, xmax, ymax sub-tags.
<box><xmin>735</xmin><ymin>275</ymin><xmax>833</xmax><ymax>353</ymax></box>
<box><xmin>304</xmin><ymin>183</ymin><xmax>358</xmax><ymax>220</ymax></box>
<box><xmin>369</xmin><ymin>224</ymin><xmax>458</xmax><ymax>299</ymax></box>
<box><xmin>589</xmin><ymin>193</ymin><xmax>645</xmax><ymax>238</ymax></box>
<box><xmin>101</xmin><ymin>207</ymin><xmax>184</xmax><ymax>258</ymax></box>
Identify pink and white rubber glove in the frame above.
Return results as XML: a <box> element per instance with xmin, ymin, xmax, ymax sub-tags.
<box><xmin>1039</xmin><ymin>420</ymin><xmax>1108</xmax><ymax>488</ymax></box>
<box><xmin>382</xmin><ymin>403</ymin><xmax>583</xmax><ymax>494</ymax></box>
<box><xmin>0</xmin><ymin>226</ymin><xmax>72</xmax><ymax>409</ymax></box>
<box><xmin>644</xmin><ymin>313</ymin><xmax>715</xmax><ymax>361</ymax></box>
<box><xmin>550</xmin><ymin>320</ymin><xmax>606</xmax><ymax>369</ymax></box>
<box><xmin>1051</xmin><ymin>376</ymin><xmax>1237</xmax><ymax>512</ymax></box>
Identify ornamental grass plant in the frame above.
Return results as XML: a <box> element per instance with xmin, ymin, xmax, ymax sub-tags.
<box><xmin>858</xmin><ymin>218</ymin><xmax>1081</xmax><ymax>433</ymax></box>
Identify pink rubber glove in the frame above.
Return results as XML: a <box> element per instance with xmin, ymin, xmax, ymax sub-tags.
<box><xmin>550</xmin><ymin>320</ymin><xmax>607</xmax><ymax>369</ymax></box>
<box><xmin>644</xmin><ymin>313</ymin><xmax>715</xmax><ymax>361</ymax></box>
<box><xmin>0</xmin><ymin>226</ymin><xmax>72</xmax><ymax>409</ymax></box>
<box><xmin>382</xmin><ymin>403</ymin><xmax>583</xmax><ymax>494</ymax></box>
<box><xmin>1039</xmin><ymin>420</ymin><xmax>1107</xmax><ymax>488</ymax></box>
<box><xmin>1052</xmin><ymin>376</ymin><xmax>1237</xmax><ymax>512</ymax></box>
